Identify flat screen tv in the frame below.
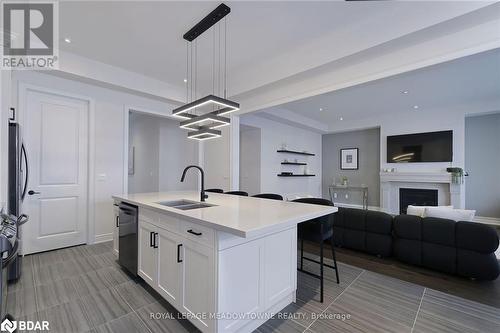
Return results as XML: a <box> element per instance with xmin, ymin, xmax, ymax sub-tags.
<box><xmin>387</xmin><ymin>130</ymin><xmax>452</xmax><ymax>163</ymax></box>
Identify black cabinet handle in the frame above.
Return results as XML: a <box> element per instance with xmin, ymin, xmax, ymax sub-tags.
<box><xmin>153</xmin><ymin>233</ymin><xmax>158</xmax><ymax>248</ymax></box>
<box><xmin>187</xmin><ymin>229</ymin><xmax>202</xmax><ymax>236</ymax></box>
<box><xmin>116</xmin><ymin>216</ymin><xmax>119</xmax><ymax>227</ymax></box>
<box><xmin>177</xmin><ymin>244</ymin><xmax>183</xmax><ymax>263</ymax></box>
<box><xmin>27</xmin><ymin>190</ymin><xmax>40</xmax><ymax>195</ymax></box>
<box><xmin>150</xmin><ymin>231</ymin><xmax>154</xmax><ymax>248</ymax></box>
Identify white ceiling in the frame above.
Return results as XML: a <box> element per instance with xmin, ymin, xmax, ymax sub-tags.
<box><xmin>271</xmin><ymin>48</ymin><xmax>500</xmax><ymax>127</ymax></box>
<box><xmin>59</xmin><ymin>1</ymin><xmax>492</xmax><ymax>98</ymax></box>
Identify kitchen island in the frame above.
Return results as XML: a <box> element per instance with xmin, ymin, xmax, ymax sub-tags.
<box><xmin>112</xmin><ymin>191</ymin><xmax>337</xmax><ymax>333</ymax></box>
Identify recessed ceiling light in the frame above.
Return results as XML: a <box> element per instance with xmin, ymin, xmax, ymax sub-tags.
<box><xmin>64</xmin><ymin>37</ymin><xmax>71</xmax><ymax>43</ymax></box>
<box><xmin>402</xmin><ymin>90</ymin><xmax>409</xmax><ymax>94</ymax></box>
<box><xmin>413</xmin><ymin>105</ymin><xmax>419</xmax><ymax>109</ymax></box>
<box><xmin>339</xmin><ymin>117</ymin><xmax>344</xmax><ymax>121</ymax></box>
<box><xmin>183</xmin><ymin>78</ymin><xmax>188</xmax><ymax>83</ymax></box>
<box><xmin>319</xmin><ymin>108</ymin><xmax>323</xmax><ymax>111</ymax></box>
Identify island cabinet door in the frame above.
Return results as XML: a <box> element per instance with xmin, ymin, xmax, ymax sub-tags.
<box><xmin>156</xmin><ymin>228</ymin><xmax>182</xmax><ymax>307</ymax></box>
<box><xmin>138</xmin><ymin>220</ymin><xmax>158</xmax><ymax>286</ymax></box>
<box><xmin>179</xmin><ymin>238</ymin><xmax>216</xmax><ymax>333</ymax></box>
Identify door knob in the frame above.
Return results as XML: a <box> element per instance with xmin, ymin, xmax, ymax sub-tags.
<box><xmin>27</xmin><ymin>190</ymin><xmax>41</xmax><ymax>195</ymax></box>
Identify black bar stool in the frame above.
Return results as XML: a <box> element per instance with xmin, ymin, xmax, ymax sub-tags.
<box><xmin>292</xmin><ymin>198</ymin><xmax>340</xmax><ymax>302</ymax></box>
<box><xmin>252</xmin><ymin>193</ymin><xmax>283</xmax><ymax>200</ymax></box>
<box><xmin>224</xmin><ymin>191</ymin><xmax>249</xmax><ymax>196</ymax></box>
<box><xmin>206</xmin><ymin>188</ymin><xmax>224</xmax><ymax>193</ymax></box>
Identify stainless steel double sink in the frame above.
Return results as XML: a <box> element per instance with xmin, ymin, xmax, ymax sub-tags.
<box><xmin>156</xmin><ymin>199</ymin><xmax>216</xmax><ymax>211</ymax></box>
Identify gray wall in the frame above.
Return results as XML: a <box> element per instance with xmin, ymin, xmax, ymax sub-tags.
<box><xmin>465</xmin><ymin>113</ymin><xmax>500</xmax><ymax>218</ymax></box>
<box><xmin>322</xmin><ymin>128</ymin><xmax>380</xmax><ymax>207</ymax></box>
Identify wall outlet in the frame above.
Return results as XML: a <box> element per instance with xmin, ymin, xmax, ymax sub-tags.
<box><xmin>345</xmin><ymin>194</ymin><xmax>349</xmax><ymax>199</ymax></box>
<box><xmin>333</xmin><ymin>193</ymin><xmax>337</xmax><ymax>199</ymax></box>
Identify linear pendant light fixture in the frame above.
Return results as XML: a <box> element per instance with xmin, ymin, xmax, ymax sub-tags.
<box><xmin>180</xmin><ymin>112</ymin><xmax>230</xmax><ymax>131</ymax></box>
<box><xmin>174</xmin><ymin>3</ymin><xmax>240</xmax><ymax>141</ymax></box>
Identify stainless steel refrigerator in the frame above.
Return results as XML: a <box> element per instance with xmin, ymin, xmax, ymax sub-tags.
<box><xmin>7</xmin><ymin>121</ymin><xmax>28</xmax><ymax>280</ymax></box>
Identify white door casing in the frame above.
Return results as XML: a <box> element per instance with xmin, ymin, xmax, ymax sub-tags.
<box><xmin>23</xmin><ymin>90</ymin><xmax>89</xmax><ymax>254</ymax></box>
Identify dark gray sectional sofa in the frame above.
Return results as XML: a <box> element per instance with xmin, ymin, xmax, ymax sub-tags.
<box><xmin>332</xmin><ymin>207</ymin><xmax>500</xmax><ymax>280</ymax></box>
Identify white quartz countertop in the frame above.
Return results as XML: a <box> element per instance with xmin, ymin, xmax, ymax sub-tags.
<box><xmin>112</xmin><ymin>191</ymin><xmax>337</xmax><ymax>238</ymax></box>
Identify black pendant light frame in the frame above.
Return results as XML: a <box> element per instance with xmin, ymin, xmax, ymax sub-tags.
<box><xmin>174</xmin><ymin>3</ymin><xmax>239</xmax><ymax>140</ymax></box>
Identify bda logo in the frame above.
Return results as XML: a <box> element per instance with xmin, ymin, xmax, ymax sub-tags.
<box><xmin>0</xmin><ymin>318</ymin><xmax>16</xmax><ymax>333</ymax></box>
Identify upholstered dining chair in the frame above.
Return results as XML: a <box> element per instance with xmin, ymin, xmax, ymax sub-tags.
<box><xmin>252</xmin><ymin>193</ymin><xmax>283</xmax><ymax>201</ymax></box>
<box><xmin>224</xmin><ymin>191</ymin><xmax>249</xmax><ymax>196</ymax></box>
<box><xmin>205</xmin><ymin>188</ymin><xmax>224</xmax><ymax>193</ymax></box>
<box><xmin>292</xmin><ymin>198</ymin><xmax>340</xmax><ymax>302</ymax></box>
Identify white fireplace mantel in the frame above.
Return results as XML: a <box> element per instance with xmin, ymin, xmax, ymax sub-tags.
<box><xmin>380</xmin><ymin>171</ymin><xmax>452</xmax><ymax>183</ymax></box>
<box><xmin>380</xmin><ymin>171</ymin><xmax>464</xmax><ymax>214</ymax></box>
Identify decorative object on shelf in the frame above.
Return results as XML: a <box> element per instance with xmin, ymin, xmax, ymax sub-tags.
<box><xmin>172</xmin><ymin>4</ymin><xmax>239</xmax><ymax>141</ymax></box>
<box><xmin>340</xmin><ymin>148</ymin><xmax>359</xmax><ymax>170</ymax></box>
<box><xmin>341</xmin><ymin>176</ymin><xmax>348</xmax><ymax>186</ymax></box>
<box><xmin>446</xmin><ymin>167</ymin><xmax>465</xmax><ymax>184</ymax></box>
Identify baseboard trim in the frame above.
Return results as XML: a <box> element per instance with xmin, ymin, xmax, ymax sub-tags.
<box><xmin>473</xmin><ymin>216</ymin><xmax>500</xmax><ymax>227</ymax></box>
<box><xmin>94</xmin><ymin>233</ymin><xmax>113</xmax><ymax>244</ymax></box>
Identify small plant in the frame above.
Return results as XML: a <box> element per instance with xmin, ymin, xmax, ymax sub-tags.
<box><xmin>341</xmin><ymin>176</ymin><xmax>348</xmax><ymax>186</ymax></box>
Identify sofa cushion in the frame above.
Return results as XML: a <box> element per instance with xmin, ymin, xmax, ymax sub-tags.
<box><xmin>456</xmin><ymin>221</ymin><xmax>499</xmax><ymax>254</ymax></box>
<box><xmin>422</xmin><ymin>217</ymin><xmax>455</xmax><ymax>246</ymax></box>
<box><xmin>424</xmin><ymin>207</ymin><xmax>476</xmax><ymax>221</ymax></box>
<box><xmin>332</xmin><ymin>227</ymin><xmax>343</xmax><ymax>246</ymax></box>
<box><xmin>394</xmin><ymin>239</ymin><xmax>421</xmax><ymax>265</ymax></box>
<box><xmin>332</xmin><ymin>209</ymin><xmax>345</xmax><ymax>228</ymax></box>
<box><xmin>365</xmin><ymin>211</ymin><xmax>393</xmax><ymax>235</ymax></box>
<box><xmin>341</xmin><ymin>208</ymin><xmax>366</xmax><ymax>231</ymax></box>
<box><xmin>342</xmin><ymin>229</ymin><xmax>366</xmax><ymax>252</ymax></box>
<box><xmin>457</xmin><ymin>249</ymin><xmax>500</xmax><ymax>280</ymax></box>
<box><xmin>422</xmin><ymin>243</ymin><xmax>456</xmax><ymax>274</ymax></box>
<box><xmin>393</xmin><ymin>215</ymin><xmax>421</xmax><ymax>240</ymax></box>
<box><xmin>366</xmin><ymin>233</ymin><xmax>392</xmax><ymax>257</ymax></box>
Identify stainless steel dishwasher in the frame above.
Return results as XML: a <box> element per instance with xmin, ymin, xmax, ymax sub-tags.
<box><xmin>118</xmin><ymin>202</ymin><xmax>138</xmax><ymax>276</ymax></box>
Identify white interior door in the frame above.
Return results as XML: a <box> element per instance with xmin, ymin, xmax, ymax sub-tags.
<box><xmin>23</xmin><ymin>89</ymin><xmax>89</xmax><ymax>254</ymax></box>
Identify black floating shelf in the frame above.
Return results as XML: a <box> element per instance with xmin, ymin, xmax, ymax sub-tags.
<box><xmin>278</xmin><ymin>174</ymin><xmax>316</xmax><ymax>177</ymax></box>
<box><xmin>277</xmin><ymin>149</ymin><xmax>315</xmax><ymax>156</ymax></box>
<box><xmin>281</xmin><ymin>162</ymin><xmax>307</xmax><ymax>165</ymax></box>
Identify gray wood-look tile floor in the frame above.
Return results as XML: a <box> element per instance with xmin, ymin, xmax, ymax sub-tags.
<box><xmin>7</xmin><ymin>242</ymin><xmax>500</xmax><ymax>333</ymax></box>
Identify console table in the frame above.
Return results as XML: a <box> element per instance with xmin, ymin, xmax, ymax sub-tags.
<box><xmin>328</xmin><ymin>185</ymin><xmax>369</xmax><ymax>210</ymax></box>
